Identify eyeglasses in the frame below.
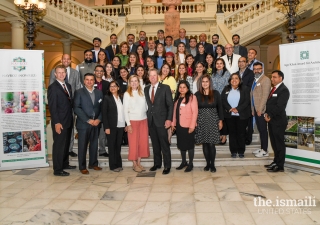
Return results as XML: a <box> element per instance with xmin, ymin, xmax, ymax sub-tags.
<box><xmin>238</xmin><ymin>60</ymin><xmax>246</xmax><ymax>63</ymax></box>
<box><xmin>110</xmin><ymin>85</ymin><xmax>118</xmax><ymax>88</ymax></box>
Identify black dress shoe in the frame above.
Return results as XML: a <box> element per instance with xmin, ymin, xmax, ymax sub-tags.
<box><xmin>99</xmin><ymin>152</ymin><xmax>109</xmax><ymax>157</ymax></box>
<box><xmin>54</xmin><ymin>171</ymin><xmax>70</xmax><ymax>176</ymax></box>
<box><xmin>69</xmin><ymin>151</ymin><xmax>77</xmax><ymax>157</ymax></box>
<box><xmin>176</xmin><ymin>162</ymin><xmax>188</xmax><ymax>170</ymax></box>
<box><xmin>210</xmin><ymin>166</ymin><xmax>217</xmax><ymax>173</ymax></box>
<box><xmin>267</xmin><ymin>165</ymin><xmax>284</xmax><ymax>172</ymax></box>
<box><xmin>245</xmin><ymin>140</ymin><xmax>252</xmax><ymax>145</ymax></box>
<box><xmin>63</xmin><ymin>165</ymin><xmax>76</xmax><ymax>169</ymax></box>
<box><xmin>231</xmin><ymin>153</ymin><xmax>237</xmax><ymax>158</ymax></box>
<box><xmin>184</xmin><ymin>164</ymin><xmax>193</xmax><ymax>172</ymax></box>
<box><xmin>264</xmin><ymin>162</ymin><xmax>276</xmax><ymax>168</ymax></box>
<box><xmin>149</xmin><ymin>165</ymin><xmax>161</xmax><ymax>171</ymax></box>
<box><xmin>204</xmin><ymin>165</ymin><xmax>210</xmax><ymax>171</ymax></box>
<box><xmin>162</xmin><ymin>168</ymin><xmax>171</xmax><ymax>175</ymax></box>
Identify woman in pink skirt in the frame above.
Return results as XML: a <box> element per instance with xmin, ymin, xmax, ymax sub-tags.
<box><xmin>123</xmin><ymin>75</ymin><xmax>150</xmax><ymax>172</ymax></box>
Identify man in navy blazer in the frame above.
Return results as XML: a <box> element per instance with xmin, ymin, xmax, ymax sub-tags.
<box><xmin>105</xmin><ymin>34</ymin><xmax>119</xmax><ymax>61</ymax></box>
<box><xmin>265</xmin><ymin>70</ymin><xmax>290</xmax><ymax>172</ymax></box>
<box><xmin>144</xmin><ymin>69</ymin><xmax>173</xmax><ymax>175</ymax></box>
<box><xmin>74</xmin><ymin>73</ymin><xmax>104</xmax><ymax>174</ymax></box>
<box><xmin>91</xmin><ymin>37</ymin><xmax>110</xmax><ymax>62</ymax></box>
<box><xmin>48</xmin><ymin>65</ymin><xmax>75</xmax><ymax>176</ymax></box>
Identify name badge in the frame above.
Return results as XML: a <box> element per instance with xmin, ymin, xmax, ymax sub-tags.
<box><xmin>257</xmin><ymin>83</ymin><xmax>261</xmax><ymax>86</ymax></box>
<box><xmin>272</xmin><ymin>94</ymin><xmax>277</xmax><ymax>97</ymax></box>
<box><xmin>180</xmin><ymin>103</ymin><xmax>186</xmax><ymax>107</ymax></box>
<box><xmin>80</xmin><ymin>66</ymin><xmax>84</xmax><ymax>69</ymax></box>
<box><xmin>123</xmin><ymin>82</ymin><xmax>127</xmax><ymax>85</ymax></box>
<box><xmin>225</xmin><ymin>92</ymin><xmax>229</xmax><ymax>94</ymax></box>
<box><xmin>98</xmin><ymin>99</ymin><xmax>102</xmax><ymax>103</ymax></box>
<box><xmin>94</xmin><ymin>84</ymin><xmax>97</xmax><ymax>87</ymax></box>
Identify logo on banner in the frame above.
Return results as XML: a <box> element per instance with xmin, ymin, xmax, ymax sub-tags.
<box><xmin>300</xmin><ymin>51</ymin><xmax>309</xmax><ymax>60</ymax></box>
<box><xmin>11</xmin><ymin>57</ymin><xmax>27</xmax><ymax>71</ymax></box>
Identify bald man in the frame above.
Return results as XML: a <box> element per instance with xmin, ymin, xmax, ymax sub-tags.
<box><xmin>49</xmin><ymin>54</ymin><xmax>81</xmax><ymax>157</ymax></box>
<box><xmin>221</xmin><ymin>44</ymin><xmax>241</xmax><ymax>74</ymax></box>
<box><xmin>197</xmin><ymin>33</ymin><xmax>212</xmax><ymax>49</ymax></box>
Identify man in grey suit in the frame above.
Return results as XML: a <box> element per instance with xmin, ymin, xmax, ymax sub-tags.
<box><xmin>49</xmin><ymin>54</ymin><xmax>81</xmax><ymax>157</ymax></box>
<box><xmin>74</xmin><ymin>73</ymin><xmax>103</xmax><ymax>174</ymax></box>
<box><xmin>174</xmin><ymin>28</ymin><xmax>190</xmax><ymax>48</ymax></box>
<box><xmin>144</xmin><ymin>69</ymin><xmax>173</xmax><ymax>175</ymax></box>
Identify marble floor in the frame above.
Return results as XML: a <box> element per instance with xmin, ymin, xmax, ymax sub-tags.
<box><xmin>1</xmin><ymin>165</ymin><xmax>320</xmax><ymax>225</ymax></box>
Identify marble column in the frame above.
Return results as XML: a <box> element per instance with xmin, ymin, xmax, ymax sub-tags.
<box><xmin>60</xmin><ymin>38</ymin><xmax>72</xmax><ymax>55</ymax></box>
<box><xmin>163</xmin><ymin>0</ymin><xmax>182</xmax><ymax>40</ymax></box>
<box><xmin>6</xmin><ymin>17</ymin><xmax>25</xmax><ymax>49</ymax></box>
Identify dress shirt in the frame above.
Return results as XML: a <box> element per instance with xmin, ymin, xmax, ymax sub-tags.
<box><xmin>149</xmin><ymin>82</ymin><xmax>159</xmax><ymax>99</ymax></box>
<box><xmin>227</xmin><ymin>88</ymin><xmax>240</xmax><ymax>116</ymax></box>
<box><xmin>165</xmin><ymin>46</ymin><xmax>173</xmax><ymax>52</ymax></box>
<box><xmin>113</xmin><ymin>95</ymin><xmax>125</xmax><ymax>127</ymax></box>
<box><xmin>57</xmin><ymin>80</ymin><xmax>70</xmax><ymax>96</ymax></box>
<box><xmin>148</xmin><ymin>50</ymin><xmax>155</xmax><ymax>56</ymax></box>
<box><xmin>123</xmin><ymin>90</ymin><xmax>147</xmax><ymax>125</ymax></box>
<box><xmin>66</xmin><ymin>67</ymin><xmax>70</xmax><ymax>80</ymax></box>
<box><xmin>95</xmin><ymin>80</ymin><xmax>103</xmax><ymax>91</ymax></box>
<box><xmin>179</xmin><ymin>53</ymin><xmax>185</xmax><ymax>64</ymax></box>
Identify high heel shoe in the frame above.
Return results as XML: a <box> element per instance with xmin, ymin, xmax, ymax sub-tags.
<box><xmin>204</xmin><ymin>165</ymin><xmax>210</xmax><ymax>171</ymax></box>
<box><xmin>210</xmin><ymin>166</ymin><xmax>217</xmax><ymax>173</ymax></box>
<box><xmin>184</xmin><ymin>163</ymin><xmax>193</xmax><ymax>172</ymax></box>
<box><xmin>176</xmin><ymin>162</ymin><xmax>188</xmax><ymax>170</ymax></box>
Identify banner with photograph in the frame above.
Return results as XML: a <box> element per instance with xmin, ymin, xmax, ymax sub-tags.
<box><xmin>0</xmin><ymin>49</ymin><xmax>49</xmax><ymax>171</ymax></box>
<box><xmin>280</xmin><ymin>40</ymin><xmax>320</xmax><ymax>168</ymax></box>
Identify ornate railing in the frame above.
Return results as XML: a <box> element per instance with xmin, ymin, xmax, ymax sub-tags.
<box><xmin>47</xmin><ymin>0</ymin><xmax>119</xmax><ymax>32</ymax></box>
<box><xmin>92</xmin><ymin>0</ymin><xmax>252</xmax><ymax>16</ymax></box>
<box><xmin>224</xmin><ymin>0</ymin><xmax>275</xmax><ymax>29</ymax></box>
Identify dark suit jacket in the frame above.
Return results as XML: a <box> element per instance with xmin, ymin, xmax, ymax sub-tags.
<box><xmin>174</xmin><ymin>38</ymin><xmax>190</xmax><ymax>48</ymax></box>
<box><xmin>129</xmin><ymin>44</ymin><xmax>137</xmax><ymax>53</ymax></box>
<box><xmin>266</xmin><ymin>83</ymin><xmax>290</xmax><ymax>126</ymax></box>
<box><xmin>102</xmin><ymin>94</ymin><xmax>123</xmax><ymax>129</ymax></box>
<box><xmin>236</xmin><ymin>68</ymin><xmax>254</xmax><ymax>88</ymax></box>
<box><xmin>95</xmin><ymin>80</ymin><xmax>110</xmax><ymax>96</ymax></box>
<box><xmin>221</xmin><ymin>85</ymin><xmax>251</xmax><ymax>120</ymax></box>
<box><xmin>144</xmin><ymin>83</ymin><xmax>173</xmax><ymax>127</ymax></box>
<box><xmin>105</xmin><ymin>45</ymin><xmax>119</xmax><ymax>61</ymax></box>
<box><xmin>49</xmin><ymin>67</ymin><xmax>81</xmax><ymax>95</ymax></box>
<box><xmin>116</xmin><ymin>78</ymin><xmax>128</xmax><ymax>94</ymax></box>
<box><xmin>155</xmin><ymin>40</ymin><xmax>165</xmax><ymax>45</ymax></box>
<box><xmin>238</xmin><ymin>45</ymin><xmax>248</xmax><ymax>58</ymax></box>
<box><xmin>48</xmin><ymin>80</ymin><xmax>73</xmax><ymax>129</ymax></box>
<box><xmin>73</xmin><ymin>88</ymin><xmax>103</xmax><ymax>129</ymax></box>
<box><xmin>91</xmin><ymin>48</ymin><xmax>110</xmax><ymax>63</ymax></box>
<box><xmin>197</xmin><ymin>42</ymin><xmax>212</xmax><ymax>50</ymax></box>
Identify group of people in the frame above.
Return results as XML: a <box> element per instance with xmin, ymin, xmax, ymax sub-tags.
<box><xmin>47</xmin><ymin>29</ymin><xmax>290</xmax><ymax>176</ymax></box>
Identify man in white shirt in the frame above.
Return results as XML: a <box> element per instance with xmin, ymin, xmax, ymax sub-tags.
<box><xmin>146</xmin><ymin>40</ymin><xmax>156</xmax><ymax>56</ymax></box>
<box><xmin>165</xmin><ymin>36</ymin><xmax>177</xmax><ymax>54</ymax></box>
<box><xmin>221</xmin><ymin>44</ymin><xmax>241</xmax><ymax>74</ymax></box>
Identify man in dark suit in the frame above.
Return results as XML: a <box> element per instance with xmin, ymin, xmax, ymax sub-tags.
<box><xmin>265</xmin><ymin>70</ymin><xmax>290</xmax><ymax>172</ymax></box>
<box><xmin>105</xmin><ymin>34</ymin><xmax>119</xmax><ymax>61</ymax></box>
<box><xmin>74</xmin><ymin>73</ymin><xmax>104</xmax><ymax>174</ymax></box>
<box><xmin>144</xmin><ymin>69</ymin><xmax>173</xmax><ymax>175</ymax></box>
<box><xmin>232</xmin><ymin>34</ymin><xmax>248</xmax><ymax>58</ymax></box>
<box><xmin>197</xmin><ymin>33</ymin><xmax>212</xmax><ymax>50</ymax></box>
<box><xmin>91</xmin><ymin>37</ymin><xmax>110</xmax><ymax>62</ymax></box>
<box><xmin>127</xmin><ymin>33</ymin><xmax>137</xmax><ymax>53</ymax></box>
<box><xmin>49</xmin><ymin>54</ymin><xmax>81</xmax><ymax>157</ymax></box>
<box><xmin>174</xmin><ymin>28</ymin><xmax>190</xmax><ymax>48</ymax></box>
<box><xmin>237</xmin><ymin>56</ymin><xmax>255</xmax><ymax>145</ymax></box>
<box><xmin>205</xmin><ymin>34</ymin><xmax>220</xmax><ymax>58</ymax></box>
<box><xmin>94</xmin><ymin>65</ymin><xmax>110</xmax><ymax>158</ymax></box>
<box><xmin>48</xmin><ymin>65</ymin><xmax>76</xmax><ymax>176</ymax></box>
<box><xmin>134</xmin><ymin>31</ymin><xmax>148</xmax><ymax>51</ymax></box>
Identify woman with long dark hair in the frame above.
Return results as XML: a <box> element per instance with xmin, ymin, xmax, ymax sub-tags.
<box><xmin>195</xmin><ymin>43</ymin><xmax>207</xmax><ymax>64</ymax></box>
<box><xmin>116</xmin><ymin>41</ymin><xmax>129</xmax><ymax>66</ymax></box>
<box><xmin>103</xmin><ymin>62</ymin><xmax>116</xmax><ymax>82</ymax></box>
<box><xmin>126</xmin><ymin>52</ymin><xmax>139</xmax><ymax>75</ymax></box>
<box><xmin>165</xmin><ymin>52</ymin><xmax>176</xmax><ymax>76</ymax></box>
<box><xmin>221</xmin><ymin>73</ymin><xmax>251</xmax><ymax>158</ymax></box>
<box><xmin>212</xmin><ymin>58</ymin><xmax>231</xmax><ymax>144</ymax></box>
<box><xmin>172</xmin><ymin>80</ymin><xmax>198</xmax><ymax>172</ymax></box>
<box><xmin>185</xmin><ymin>54</ymin><xmax>195</xmax><ymax>77</ymax></box>
<box><xmin>112</xmin><ymin>55</ymin><xmax>121</xmax><ymax>79</ymax></box>
<box><xmin>135</xmin><ymin>45</ymin><xmax>145</xmax><ymax>66</ymax></box>
<box><xmin>145</xmin><ymin>56</ymin><xmax>156</xmax><ymax>71</ymax></box>
<box><xmin>205</xmin><ymin>53</ymin><xmax>215</xmax><ymax>75</ymax></box>
<box><xmin>215</xmin><ymin>44</ymin><xmax>225</xmax><ymax>58</ymax></box>
<box><xmin>159</xmin><ymin>63</ymin><xmax>177</xmax><ymax>99</ymax></box>
<box><xmin>97</xmin><ymin>50</ymin><xmax>108</xmax><ymax>67</ymax></box>
<box><xmin>175</xmin><ymin>63</ymin><xmax>193</xmax><ymax>89</ymax></box>
<box><xmin>154</xmin><ymin>43</ymin><xmax>166</xmax><ymax>70</ymax></box>
<box><xmin>175</xmin><ymin>42</ymin><xmax>187</xmax><ymax>65</ymax></box>
<box><xmin>102</xmin><ymin>81</ymin><xmax>125</xmax><ymax>172</ymax></box>
<box><xmin>192</xmin><ymin>61</ymin><xmax>206</xmax><ymax>93</ymax></box>
<box><xmin>135</xmin><ymin>64</ymin><xmax>150</xmax><ymax>89</ymax></box>
<box><xmin>195</xmin><ymin>75</ymin><xmax>223</xmax><ymax>172</ymax></box>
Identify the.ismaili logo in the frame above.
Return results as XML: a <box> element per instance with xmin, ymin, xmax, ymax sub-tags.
<box><xmin>11</xmin><ymin>57</ymin><xmax>27</xmax><ymax>71</ymax></box>
<box><xmin>300</xmin><ymin>51</ymin><xmax>309</xmax><ymax>60</ymax></box>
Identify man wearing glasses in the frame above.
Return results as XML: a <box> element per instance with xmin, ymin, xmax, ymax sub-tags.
<box><xmin>250</xmin><ymin>62</ymin><xmax>271</xmax><ymax>158</ymax></box>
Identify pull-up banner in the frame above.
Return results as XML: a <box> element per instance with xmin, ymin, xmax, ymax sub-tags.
<box><xmin>280</xmin><ymin>39</ymin><xmax>320</xmax><ymax>168</ymax></box>
<box><xmin>0</xmin><ymin>50</ymin><xmax>49</xmax><ymax>171</ymax></box>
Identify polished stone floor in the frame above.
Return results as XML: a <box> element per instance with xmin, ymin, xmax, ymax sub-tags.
<box><xmin>1</xmin><ymin>166</ymin><xmax>320</xmax><ymax>225</ymax></box>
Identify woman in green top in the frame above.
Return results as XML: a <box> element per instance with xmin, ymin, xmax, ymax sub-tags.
<box><xmin>116</xmin><ymin>41</ymin><xmax>129</xmax><ymax>67</ymax></box>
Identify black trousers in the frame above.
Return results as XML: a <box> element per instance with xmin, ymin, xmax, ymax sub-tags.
<box><xmin>77</xmin><ymin>126</ymin><xmax>99</xmax><ymax>170</ymax></box>
<box><xmin>149</xmin><ymin>121</ymin><xmax>171</xmax><ymax>168</ymax></box>
<box><xmin>107</xmin><ymin>127</ymin><xmax>124</xmax><ymax>170</ymax></box>
<box><xmin>225</xmin><ymin>116</ymin><xmax>248</xmax><ymax>154</ymax></box>
<box><xmin>219</xmin><ymin>120</ymin><xmax>228</xmax><ymax>136</ymax></box>
<box><xmin>268</xmin><ymin>122</ymin><xmax>286</xmax><ymax>169</ymax></box>
<box><xmin>254</xmin><ymin>110</ymin><xmax>268</xmax><ymax>151</ymax></box>
<box><xmin>52</xmin><ymin>125</ymin><xmax>72</xmax><ymax>173</ymax></box>
<box><xmin>246</xmin><ymin>116</ymin><xmax>253</xmax><ymax>142</ymax></box>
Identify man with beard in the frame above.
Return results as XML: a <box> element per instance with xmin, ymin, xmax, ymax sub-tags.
<box><xmin>94</xmin><ymin>65</ymin><xmax>110</xmax><ymax>157</ymax></box>
<box><xmin>105</xmin><ymin>34</ymin><xmax>119</xmax><ymax>61</ymax></box>
<box><xmin>76</xmin><ymin>50</ymin><xmax>97</xmax><ymax>86</ymax></box>
<box><xmin>127</xmin><ymin>34</ymin><xmax>137</xmax><ymax>53</ymax></box>
<box><xmin>250</xmin><ymin>62</ymin><xmax>271</xmax><ymax>158</ymax></box>
<box><xmin>247</xmin><ymin>48</ymin><xmax>264</xmax><ymax>71</ymax></box>
<box><xmin>134</xmin><ymin>31</ymin><xmax>148</xmax><ymax>51</ymax></box>
<box><xmin>49</xmin><ymin>54</ymin><xmax>81</xmax><ymax>157</ymax></box>
<box><xmin>232</xmin><ymin>34</ymin><xmax>247</xmax><ymax>58</ymax></box>
<box><xmin>205</xmin><ymin>34</ymin><xmax>221</xmax><ymax>58</ymax></box>
<box><xmin>91</xmin><ymin>37</ymin><xmax>110</xmax><ymax>62</ymax></box>
<box><xmin>146</xmin><ymin>40</ymin><xmax>156</xmax><ymax>56</ymax></box>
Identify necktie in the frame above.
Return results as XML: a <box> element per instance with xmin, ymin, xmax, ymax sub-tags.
<box><xmin>62</xmin><ymin>83</ymin><xmax>70</xmax><ymax>101</ymax></box>
<box><xmin>268</xmin><ymin>87</ymin><xmax>276</xmax><ymax>99</ymax></box>
<box><xmin>112</xmin><ymin>45</ymin><xmax>116</xmax><ymax>55</ymax></box>
<box><xmin>228</xmin><ymin>56</ymin><xmax>232</xmax><ymax>66</ymax></box>
<box><xmin>151</xmin><ymin>86</ymin><xmax>155</xmax><ymax>103</ymax></box>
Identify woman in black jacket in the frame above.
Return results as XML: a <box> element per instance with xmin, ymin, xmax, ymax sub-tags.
<box><xmin>102</xmin><ymin>81</ymin><xmax>125</xmax><ymax>172</ymax></box>
<box><xmin>221</xmin><ymin>73</ymin><xmax>251</xmax><ymax>158</ymax></box>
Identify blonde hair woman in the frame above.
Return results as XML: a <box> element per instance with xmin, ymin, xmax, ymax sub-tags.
<box><xmin>123</xmin><ymin>75</ymin><xmax>150</xmax><ymax>172</ymax></box>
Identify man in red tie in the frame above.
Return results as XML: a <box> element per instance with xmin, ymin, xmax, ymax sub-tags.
<box><xmin>264</xmin><ymin>70</ymin><xmax>290</xmax><ymax>172</ymax></box>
